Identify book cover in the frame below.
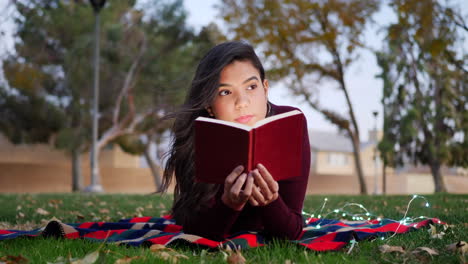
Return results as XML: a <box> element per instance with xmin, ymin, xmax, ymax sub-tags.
<box><xmin>194</xmin><ymin>110</ymin><xmax>304</xmax><ymax>184</ymax></box>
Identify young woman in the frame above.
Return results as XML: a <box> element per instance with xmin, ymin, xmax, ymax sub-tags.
<box><xmin>162</xmin><ymin>41</ymin><xmax>310</xmax><ymax>241</ymax></box>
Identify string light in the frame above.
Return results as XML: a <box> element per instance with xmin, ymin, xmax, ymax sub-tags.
<box><xmin>302</xmin><ymin>194</ymin><xmax>433</xmax><ymax>242</ymax></box>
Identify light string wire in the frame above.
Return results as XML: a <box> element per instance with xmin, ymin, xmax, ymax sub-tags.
<box><xmin>301</xmin><ymin>194</ymin><xmax>434</xmax><ymax>242</ymax></box>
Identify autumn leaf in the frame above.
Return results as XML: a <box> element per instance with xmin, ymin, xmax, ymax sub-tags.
<box><xmin>429</xmin><ymin>224</ymin><xmax>445</xmax><ymax>239</ymax></box>
<box><xmin>412</xmin><ymin>247</ymin><xmax>439</xmax><ymax>256</ymax></box>
<box><xmin>0</xmin><ymin>255</ymin><xmax>29</xmax><ymax>264</ymax></box>
<box><xmin>47</xmin><ymin>249</ymin><xmax>100</xmax><ymax>264</ymax></box>
<box><xmin>149</xmin><ymin>244</ymin><xmax>189</xmax><ymax>263</ymax></box>
<box><xmin>36</xmin><ymin>208</ymin><xmax>50</xmax><ymax>215</ymax></box>
<box><xmin>150</xmin><ymin>244</ymin><xmax>168</xmax><ymax>252</ymax></box>
<box><xmin>446</xmin><ymin>241</ymin><xmax>467</xmax><ymax>255</ymax></box>
<box><xmin>114</xmin><ymin>256</ymin><xmax>141</xmax><ymax>264</ymax></box>
<box><xmin>71</xmin><ymin>249</ymin><xmax>100</xmax><ymax>264</ymax></box>
<box><xmin>227</xmin><ymin>251</ymin><xmax>246</xmax><ymax>264</ymax></box>
<box><xmin>379</xmin><ymin>244</ymin><xmax>405</xmax><ymax>254</ymax></box>
<box><xmin>99</xmin><ymin>208</ymin><xmax>110</xmax><ymax>214</ymax></box>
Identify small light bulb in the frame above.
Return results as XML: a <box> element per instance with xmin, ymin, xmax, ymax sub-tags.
<box><xmin>342</xmin><ymin>213</ymin><xmax>346</xmax><ymax>217</ymax></box>
<box><xmin>425</xmin><ymin>202</ymin><xmax>429</xmax><ymax>207</ymax></box>
<box><xmin>324</xmin><ymin>198</ymin><xmax>328</xmax><ymax>201</ymax></box>
<box><xmin>413</xmin><ymin>194</ymin><xmax>418</xmax><ymax>198</ymax></box>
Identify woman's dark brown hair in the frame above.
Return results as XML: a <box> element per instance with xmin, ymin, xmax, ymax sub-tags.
<box><xmin>162</xmin><ymin>41</ymin><xmax>266</xmax><ymax>226</ymax></box>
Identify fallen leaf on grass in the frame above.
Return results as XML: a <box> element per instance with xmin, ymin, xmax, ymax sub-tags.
<box><xmin>411</xmin><ymin>247</ymin><xmax>439</xmax><ymax>256</ymax></box>
<box><xmin>99</xmin><ymin>208</ymin><xmax>110</xmax><ymax>214</ymax></box>
<box><xmin>36</xmin><ymin>208</ymin><xmax>50</xmax><ymax>215</ymax></box>
<box><xmin>227</xmin><ymin>251</ymin><xmax>246</xmax><ymax>264</ymax></box>
<box><xmin>47</xmin><ymin>250</ymin><xmax>100</xmax><ymax>264</ymax></box>
<box><xmin>0</xmin><ymin>221</ymin><xmax>40</xmax><ymax>230</ymax></box>
<box><xmin>149</xmin><ymin>244</ymin><xmax>189</xmax><ymax>263</ymax></box>
<box><xmin>379</xmin><ymin>244</ymin><xmax>405</xmax><ymax>254</ymax></box>
<box><xmin>150</xmin><ymin>244</ymin><xmax>168</xmax><ymax>252</ymax></box>
<box><xmin>48</xmin><ymin>199</ymin><xmax>63</xmax><ymax>209</ymax></box>
<box><xmin>428</xmin><ymin>224</ymin><xmax>445</xmax><ymax>239</ymax></box>
<box><xmin>153</xmin><ymin>251</ymin><xmax>188</xmax><ymax>263</ymax></box>
<box><xmin>114</xmin><ymin>256</ymin><xmax>141</xmax><ymax>264</ymax></box>
<box><xmin>446</xmin><ymin>241</ymin><xmax>467</xmax><ymax>255</ymax></box>
<box><xmin>0</xmin><ymin>255</ymin><xmax>29</xmax><ymax>264</ymax></box>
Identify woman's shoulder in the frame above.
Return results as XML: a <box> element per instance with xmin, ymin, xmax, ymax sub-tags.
<box><xmin>270</xmin><ymin>103</ymin><xmax>303</xmax><ymax>115</ymax></box>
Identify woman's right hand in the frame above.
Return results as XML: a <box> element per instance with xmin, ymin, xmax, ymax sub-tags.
<box><xmin>221</xmin><ymin>165</ymin><xmax>254</xmax><ymax>211</ymax></box>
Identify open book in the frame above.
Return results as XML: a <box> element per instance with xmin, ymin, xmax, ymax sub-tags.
<box><xmin>194</xmin><ymin>110</ymin><xmax>305</xmax><ymax>184</ymax></box>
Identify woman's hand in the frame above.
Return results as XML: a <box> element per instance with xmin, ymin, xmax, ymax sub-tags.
<box><xmin>221</xmin><ymin>165</ymin><xmax>254</xmax><ymax>211</ymax></box>
<box><xmin>249</xmin><ymin>163</ymin><xmax>279</xmax><ymax>206</ymax></box>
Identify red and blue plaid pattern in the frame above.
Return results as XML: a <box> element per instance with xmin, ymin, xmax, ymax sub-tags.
<box><xmin>0</xmin><ymin>216</ymin><xmax>444</xmax><ymax>251</ymax></box>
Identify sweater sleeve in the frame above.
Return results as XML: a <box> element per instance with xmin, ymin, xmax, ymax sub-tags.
<box><xmin>258</xmin><ymin>113</ymin><xmax>310</xmax><ymax>240</ymax></box>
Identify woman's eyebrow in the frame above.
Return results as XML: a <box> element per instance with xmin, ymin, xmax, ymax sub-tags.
<box><xmin>219</xmin><ymin>76</ymin><xmax>259</xmax><ymax>87</ymax></box>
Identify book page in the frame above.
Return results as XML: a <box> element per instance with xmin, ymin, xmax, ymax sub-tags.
<box><xmin>195</xmin><ymin>117</ymin><xmax>252</xmax><ymax>131</ymax></box>
<box><xmin>253</xmin><ymin>110</ymin><xmax>301</xmax><ymax>128</ymax></box>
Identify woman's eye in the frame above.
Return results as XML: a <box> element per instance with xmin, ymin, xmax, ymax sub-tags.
<box><xmin>247</xmin><ymin>84</ymin><xmax>257</xmax><ymax>90</ymax></box>
<box><xmin>219</xmin><ymin>90</ymin><xmax>231</xmax><ymax>96</ymax></box>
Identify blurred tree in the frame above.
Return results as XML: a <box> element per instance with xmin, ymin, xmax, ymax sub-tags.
<box><xmin>377</xmin><ymin>0</ymin><xmax>467</xmax><ymax>192</ymax></box>
<box><xmin>0</xmin><ymin>0</ymin><xmax>219</xmax><ymax>191</ymax></box>
<box><xmin>219</xmin><ymin>0</ymin><xmax>380</xmax><ymax>194</ymax></box>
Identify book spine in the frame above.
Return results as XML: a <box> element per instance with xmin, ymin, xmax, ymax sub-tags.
<box><xmin>248</xmin><ymin>130</ymin><xmax>254</xmax><ymax>172</ymax></box>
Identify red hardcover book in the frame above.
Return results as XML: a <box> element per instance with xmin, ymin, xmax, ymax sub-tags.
<box><xmin>194</xmin><ymin>110</ymin><xmax>304</xmax><ymax>184</ymax></box>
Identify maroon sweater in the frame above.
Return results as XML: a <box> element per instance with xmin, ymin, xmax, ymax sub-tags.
<box><xmin>183</xmin><ymin>104</ymin><xmax>311</xmax><ymax>241</ymax></box>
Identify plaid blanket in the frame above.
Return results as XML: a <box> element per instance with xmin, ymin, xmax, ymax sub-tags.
<box><xmin>0</xmin><ymin>216</ymin><xmax>444</xmax><ymax>251</ymax></box>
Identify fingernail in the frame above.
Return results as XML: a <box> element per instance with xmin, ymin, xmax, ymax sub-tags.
<box><xmin>258</xmin><ymin>163</ymin><xmax>264</xmax><ymax>169</ymax></box>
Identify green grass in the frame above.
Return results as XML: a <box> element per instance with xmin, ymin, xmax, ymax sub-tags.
<box><xmin>0</xmin><ymin>193</ymin><xmax>466</xmax><ymax>263</ymax></box>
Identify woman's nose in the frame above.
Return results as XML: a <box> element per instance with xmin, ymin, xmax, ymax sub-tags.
<box><xmin>235</xmin><ymin>93</ymin><xmax>249</xmax><ymax>109</ymax></box>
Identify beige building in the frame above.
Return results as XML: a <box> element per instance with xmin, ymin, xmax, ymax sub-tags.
<box><xmin>0</xmin><ymin>133</ymin><xmax>156</xmax><ymax>193</ymax></box>
<box><xmin>307</xmin><ymin>130</ymin><xmax>467</xmax><ymax>194</ymax></box>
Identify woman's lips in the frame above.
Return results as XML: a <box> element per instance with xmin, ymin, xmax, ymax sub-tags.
<box><xmin>235</xmin><ymin>115</ymin><xmax>254</xmax><ymax>124</ymax></box>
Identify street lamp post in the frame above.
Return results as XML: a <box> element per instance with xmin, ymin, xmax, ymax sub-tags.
<box><xmin>84</xmin><ymin>0</ymin><xmax>106</xmax><ymax>193</ymax></box>
<box><xmin>372</xmin><ymin>111</ymin><xmax>379</xmax><ymax>195</ymax></box>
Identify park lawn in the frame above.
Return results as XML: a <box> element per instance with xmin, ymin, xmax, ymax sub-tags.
<box><xmin>0</xmin><ymin>193</ymin><xmax>466</xmax><ymax>263</ymax></box>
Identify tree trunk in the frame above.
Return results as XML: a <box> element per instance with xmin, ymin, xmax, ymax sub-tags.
<box><xmin>349</xmin><ymin>130</ymin><xmax>368</xmax><ymax>194</ymax></box>
<box><xmin>144</xmin><ymin>145</ymin><xmax>163</xmax><ymax>192</ymax></box>
<box><xmin>71</xmin><ymin>147</ymin><xmax>83</xmax><ymax>192</ymax></box>
<box><xmin>382</xmin><ymin>164</ymin><xmax>386</xmax><ymax>194</ymax></box>
<box><xmin>429</xmin><ymin>161</ymin><xmax>447</xmax><ymax>192</ymax></box>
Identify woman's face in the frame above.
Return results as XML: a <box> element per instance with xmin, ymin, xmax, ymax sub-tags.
<box><xmin>208</xmin><ymin>60</ymin><xmax>269</xmax><ymax>127</ymax></box>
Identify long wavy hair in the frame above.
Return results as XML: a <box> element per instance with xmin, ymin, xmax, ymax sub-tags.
<box><xmin>162</xmin><ymin>41</ymin><xmax>266</xmax><ymax>225</ymax></box>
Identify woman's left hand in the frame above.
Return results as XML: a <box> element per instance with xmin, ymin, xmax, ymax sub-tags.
<box><xmin>249</xmin><ymin>163</ymin><xmax>279</xmax><ymax>206</ymax></box>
